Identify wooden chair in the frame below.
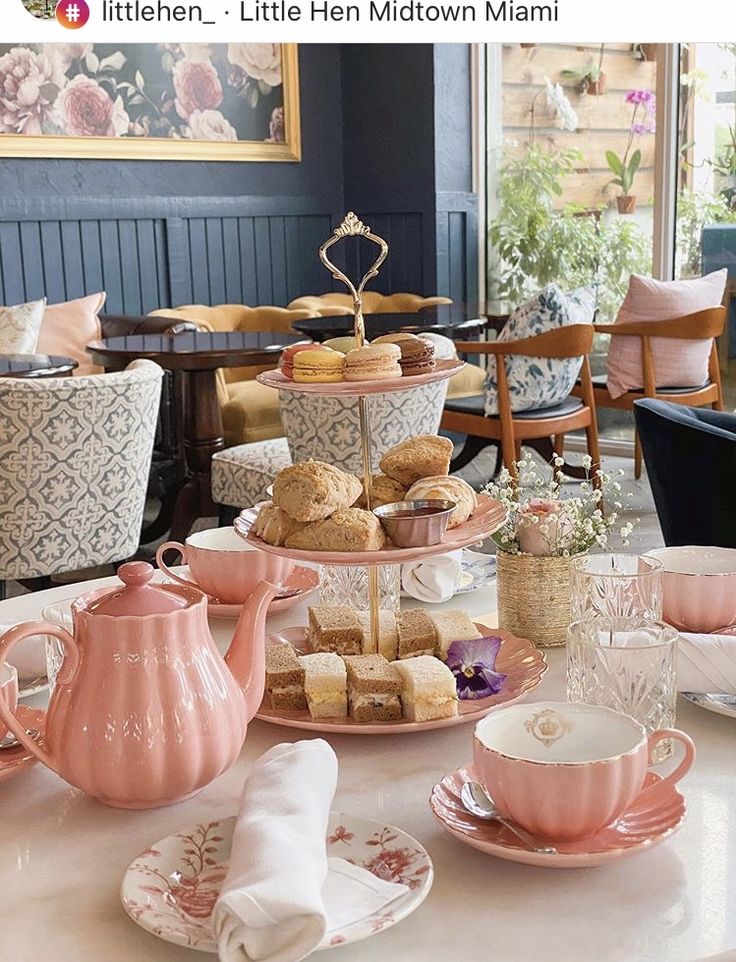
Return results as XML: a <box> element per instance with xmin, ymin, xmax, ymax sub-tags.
<box><xmin>441</xmin><ymin>325</ymin><xmax>600</xmax><ymax>482</ymax></box>
<box><xmin>574</xmin><ymin>307</ymin><xmax>726</xmax><ymax>479</ymax></box>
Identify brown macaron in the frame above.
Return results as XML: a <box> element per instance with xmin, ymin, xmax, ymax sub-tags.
<box><xmin>372</xmin><ymin>332</ymin><xmax>436</xmax><ymax>376</ymax></box>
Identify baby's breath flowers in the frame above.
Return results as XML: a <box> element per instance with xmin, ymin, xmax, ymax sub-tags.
<box><xmin>485</xmin><ymin>451</ymin><xmax>636</xmax><ymax>557</ymax></box>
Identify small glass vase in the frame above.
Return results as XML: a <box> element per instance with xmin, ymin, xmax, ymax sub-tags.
<box><xmin>317</xmin><ymin>564</ymin><xmax>401</xmax><ymax>614</ymax></box>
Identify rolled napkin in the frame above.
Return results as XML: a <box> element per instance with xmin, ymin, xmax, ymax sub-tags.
<box><xmin>213</xmin><ymin>739</ymin><xmax>408</xmax><ymax>962</ymax></box>
<box><xmin>401</xmin><ymin>549</ymin><xmax>463</xmax><ymax>603</ymax></box>
<box><xmin>678</xmin><ymin>632</ymin><xmax>736</xmax><ymax>694</ymax></box>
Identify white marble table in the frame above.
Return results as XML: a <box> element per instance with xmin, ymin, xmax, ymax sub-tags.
<box><xmin>1</xmin><ymin>574</ymin><xmax>735</xmax><ymax>962</ymax></box>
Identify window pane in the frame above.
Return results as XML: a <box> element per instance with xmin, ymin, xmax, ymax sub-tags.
<box><xmin>675</xmin><ymin>43</ymin><xmax>736</xmax><ymax>405</ymax></box>
<box><xmin>486</xmin><ymin>43</ymin><xmax>661</xmax><ymax>440</ymax></box>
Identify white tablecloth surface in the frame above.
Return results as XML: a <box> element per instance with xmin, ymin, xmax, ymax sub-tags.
<box><xmin>1</xmin><ymin>570</ymin><xmax>734</xmax><ymax>962</ymax></box>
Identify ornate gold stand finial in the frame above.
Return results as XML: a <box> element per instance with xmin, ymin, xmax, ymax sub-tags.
<box><xmin>318</xmin><ymin>211</ymin><xmax>389</xmax><ymax>348</ymax></box>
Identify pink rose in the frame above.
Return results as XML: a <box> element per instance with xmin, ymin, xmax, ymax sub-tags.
<box><xmin>56</xmin><ymin>75</ymin><xmax>129</xmax><ymax>137</ymax></box>
<box><xmin>265</xmin><ymin>106</ymin><xmax>284</xmax><ymax>143</ymax></box>
<box><xmin>188</xmin><ymin>109</ymin><xmax>237</xmax><ymax>142</ymax></box>
<box><xmin>515</xmin><ymin>498</ymin><xmax>564</xmax><ymax>556</ymax></box>
<box><xmin>173</xmin><ymin>58</ymin><xmax>223</xmax><ymax>122</ymax></box>
<box><xmin>227</xmin><ymin>44</ymin><xmax>282</xmax><ymax>87</ymax></box>
<box><xmin>0</xmin><ymin>46</ymin><xmax>65</xmax><ymax>135</ymax></box>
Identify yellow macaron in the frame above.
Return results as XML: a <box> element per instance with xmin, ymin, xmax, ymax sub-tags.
<box><xmin>293</xmin><ymin>348</ymin><xmax>345</xmax><ymax>383</ymax></box>
<box><xmin>322</xmin><ymin>336</ymin><xmax>359</xmax><ymax>354</ymax></box>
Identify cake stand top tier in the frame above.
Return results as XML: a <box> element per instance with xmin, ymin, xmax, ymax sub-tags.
<box><xmin>256</xmin><ymin>358</ymin><xmax>465</xmax><ymax>397</ymax></box>
<box><xmin>234</xmin><ymin>494</ymin><xmax>507</xmax><ymax>566</ymax></box>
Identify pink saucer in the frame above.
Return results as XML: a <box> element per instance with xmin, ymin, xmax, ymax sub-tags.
<box><xmin>207</xmin><ymin>566</ymin><xmax>319</xmax><ymax>619</ymax></box>
<box><xmin>0</xmin><ymin>706</ymin><xmax>46</xmax><ymax>783</ymax></box>
<box><xmin>257</xmin><ymin>357</ymin><xmax>465</xmax><ymax>396</ymax></box>
<box><xmin>430</xmin><ymin>765</ymin><xmax>686</xmax><ymax>868</ymax></box>
<box><xmin>256</xmin><ymin>623</ymin><xmax>546</xmax><ymax>734</ymax></box>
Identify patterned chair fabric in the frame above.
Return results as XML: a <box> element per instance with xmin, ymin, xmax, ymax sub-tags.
<box><xmin>212</xmin><ymin>382</ymin><xmax>448</xmax><ymax>507</ymax></box>
<box><xmin>0</xmin><ymin>360</ymin><xmax>163</xmax><ymax>580</ymax></box>
<box><xmin>211</xmin><ymin>438</ymin><xmax>292</xmax><ymax>508</ymax></box>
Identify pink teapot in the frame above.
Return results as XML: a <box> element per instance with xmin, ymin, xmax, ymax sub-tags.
<box><xmin>0</xmin><ymin>562</ymin><xmax>280</xmax><ymax>809</ymax></box>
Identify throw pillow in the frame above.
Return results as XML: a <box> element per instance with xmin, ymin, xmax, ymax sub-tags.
<box><xmin>606</xmin><ymin>270</ymin><xmax>727</xmax><ymax>399</ymax></box>
<box><xmin>483</xmin><ymin>284</ymin><xmax>596</xmax><ymax>416</ymax></box>
<box><xmin>37</xmin><ymin>292</ymin><xmax>106</xmax><ymax>376</ymax></box>
<box><xmin>0</xmin><ymin>298</ymin><xmax>46</xmax><ymax>354</ymax></box>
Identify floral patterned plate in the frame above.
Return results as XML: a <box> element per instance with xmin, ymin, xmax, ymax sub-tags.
<box><xmin>121</xmin><ymin>812</ymin><xmax>433</xmax><ymax>952</ymax></box>
<box><xmin>256</xmin><ymin>623</ymin><xmax>546</xmax><ymax>734</ymax></box>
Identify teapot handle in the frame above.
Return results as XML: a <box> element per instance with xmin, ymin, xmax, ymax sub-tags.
<box><xmin>0</xmin><ymin>621</ymin><xmax>80</xmax><ymax>775</ymax></box>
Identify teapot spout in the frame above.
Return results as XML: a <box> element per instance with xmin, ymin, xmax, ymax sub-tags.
<box><xmin>225</xmin><ymin>580</ymin><xmax>281</xmax><ymax>721</ymax></box>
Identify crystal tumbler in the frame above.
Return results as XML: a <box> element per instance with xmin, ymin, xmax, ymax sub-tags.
<box><xmin>570</xmin><ymin>553</ymin><xmax>663</xmax><ymax>621</ymax></box>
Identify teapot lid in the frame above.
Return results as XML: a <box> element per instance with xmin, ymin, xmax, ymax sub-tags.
<box><xmin>87</xmin><ymin>562</ymin><xmax>191</xmax><ymax>616</ymax></box>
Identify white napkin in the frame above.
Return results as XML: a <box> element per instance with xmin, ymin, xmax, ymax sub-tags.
<box><xmin>401</xmin><ymin>550</ymin><xmax>463</xmax><ymax>603</ymax></box>
<box><xmin>213</xmin><ymin>740</ymin><xmax>408</xmax><ymax>962</ymax></box>
<box><xmin>0</xmin><ymin>624</ymin><xmax>47</xmax><ymax>683</ymax></box>
<box><xmin>678</xmin><ymin>632</ymin><xmax>736</xmax><ymax>694</ymax></box>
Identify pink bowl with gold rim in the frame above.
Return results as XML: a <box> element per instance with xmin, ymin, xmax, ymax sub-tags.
<box><xmin>645</xmin><ymin>546</ymin><xmax>736</xmax><ymax>633</ymax></box>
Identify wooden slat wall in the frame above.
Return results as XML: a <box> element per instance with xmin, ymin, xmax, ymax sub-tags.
<box><xmin>502</xmin><ymin>43</ymin><xmax>658</xmax><ymax>209</ymax></box>
<box><xmin>0</xmin><ymin>197</ymin><xmax>477</xmax><ymax>315</ymax></box>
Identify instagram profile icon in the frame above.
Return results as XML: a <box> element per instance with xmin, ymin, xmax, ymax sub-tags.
<box><xmin>56</xmin><ymin>0</ymin><xmax>90</xmax><ymax>28</ymax></box>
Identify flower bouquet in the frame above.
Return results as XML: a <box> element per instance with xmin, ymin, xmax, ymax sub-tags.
<box><xmin>485</xmin><ymin>452</ymin><xmax>633</xmax><ymax>647</ymax></box>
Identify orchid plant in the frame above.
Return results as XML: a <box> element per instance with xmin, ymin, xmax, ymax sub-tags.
<box><xmin>605</xmin><ymin>89</ymin><xmax>656</xmax><ymax>199</ymax></box>
<box><xmin>484</xmin><ymin>451</ymin><xmax>636</xmax><ymax>558</ymax></box>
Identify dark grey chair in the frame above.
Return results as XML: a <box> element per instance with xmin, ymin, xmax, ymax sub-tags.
<box><xmin>634</xmin><ymin>398</ymin><xmax>736</xmax><ymax>547</ymax></box>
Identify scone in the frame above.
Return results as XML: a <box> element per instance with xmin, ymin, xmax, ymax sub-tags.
<box><xmin>286</xmin><ymin>508</ymin><xmax>387</xmax><ymax>552</ymax></box>
<box><xmin>379</xmin><ymin>435</ymin><xmax>454</xmax><ymax>487</ymax></box>
<box><xmin>405</xmin><ymin>476</ymin><xmax>478</xmax><ymax>528</ymax></box>
<box><xmin>354</xmin><ymin>474</ymin><xmax>407</xmax><ymax>510</ymax></box>
<box><xmin>251</xmin><ymin>503</ymin><xmax>305</xmax><ymax>546</ymax></box>
<box><xmin>273</xmin><ymin>461</ymin><xmax>363</xmax><ymax>522</ymax></box>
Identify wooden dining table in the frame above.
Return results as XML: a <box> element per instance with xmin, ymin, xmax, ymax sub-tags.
<box><xmin>2</xmin><ymin>571</ymin><xmax>734</xmax><ymax>962</ymax></box>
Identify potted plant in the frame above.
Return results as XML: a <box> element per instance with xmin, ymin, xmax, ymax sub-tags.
<box><xmin>486</xmin><ymin>452</ymin><xmax>634</xmax><ymax>647</ymax></box>
<box><xmin>633</xmin><ymin>43</ymin><xmax>658</xmax><ymax>62</ymax></box>
<box><xmin>561</xmin><ymin>44</ymin><xmax>607</xmax><ymax>95</ymax></box>
<box><xmin>605</xmin><ymin>89</ymin><xmax>656</xmax><ymax>214</ymax></box>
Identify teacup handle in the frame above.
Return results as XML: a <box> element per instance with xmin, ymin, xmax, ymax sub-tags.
<box><xmin>155</xmin><ymin>541</ymin><xmax>199</xmax><ymax>590</ymax></box>
<box><xmin>0</xmin><ymin>621</ymin><xmax>80</xmax><ymax>775</ymax></box>
<box><xmin>644</xmin><ymin>728</ymin><xmax>696</xmax><ymax>793</ymax></box>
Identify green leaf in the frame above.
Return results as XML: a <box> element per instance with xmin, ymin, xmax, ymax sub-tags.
<box><xmin>605</xmin><ymin>151</ymin><xmax>623</xmax><ymax>176</ymax></box>
<box><xmin>628</xmin><ymin>149</ymin><xmax>642</xmax><ymax>176</ymax></box>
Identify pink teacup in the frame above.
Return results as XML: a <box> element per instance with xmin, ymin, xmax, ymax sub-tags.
<box><xmin>0</xmin><ymin>662</ymin><xmax>19</xmax><ymax>742</ymax></box>
<box><xmin>473</xmin><ymin>701</ymin><xmax>695</xmax><ymax>842</ymax></box>
<box><xmin>645</xmin><ymin>546</ymin><xmax>736</xmax><ymax>633</ymax></box>
<box><xmin>156</xmin><ymin>527</ymin><xmax>295</xmax><ymax>605</ymax></box>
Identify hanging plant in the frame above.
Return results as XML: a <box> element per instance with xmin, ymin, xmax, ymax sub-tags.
<box><xmin>604</xmin><ymin>89</ymin><xmax>656</xmax><ymax>214</ymax></box>
<box><xmin>561</xmin><ymin>44</ymin><xmax>607</xmax><ymax>96</ymax></box>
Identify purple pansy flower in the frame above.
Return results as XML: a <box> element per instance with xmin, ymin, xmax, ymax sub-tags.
<box><xmin>445</xmin><ymin>636</ymin><xmax>507</xmax><ymax>700</ymax></box>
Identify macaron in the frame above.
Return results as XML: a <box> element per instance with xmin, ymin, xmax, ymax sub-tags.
<box><xmin>322</xmin><ymin>336</ymin><xmax>360</xmax><ymax>354</ymax></box>
<box><xmin>418</xmin><ymin>332</ymin><xmax>457</xmax><ymax>361</ymax></box>
<box><xmin>293</xmin><ymin>347</ymin><xmax>345</xmax><ymax>383</ymax></box>
<box><xmin>344</xmin><ymin>343</ymin><xmax>402</xmax><ymax>382</ymax></box>
<box><xmin>280</xmin><ymin>342</ymin><xmax>324</xmax><ymax>379</ymax></box>
<box><xmin>372</xmin><ymin>332</ymin><xmax>436</xmax><ymax>375</ymax></box>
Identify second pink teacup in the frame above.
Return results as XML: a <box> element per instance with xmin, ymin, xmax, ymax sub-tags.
<box><xmin>156</xmin><ymin>527</ymin><xmax>294</xmax><ymax>604</ymax></box>
<box><xmin>473</xmin><ymin>701</ymin><xmax>695</xmax><ymax>842</ymax></box>
<box><xmin>0</xmin><ymin>662</ymin><xmax>19</xmax><ymax>742</ymax></box>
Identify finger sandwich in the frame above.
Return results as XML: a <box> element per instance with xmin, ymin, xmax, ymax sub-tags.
<box><xmin>356</xmin><ymin>610</ymin><xmax>399</xmax><ymax>661</ymax></box>
<box><xmin>344</xmin><ymin>654</ymin><xmax>402</xmax><ymax>722</ymax></box>
<box><xmin>392</xmin><ymin>656</ymin><xmax>459</xmax><ymax>722</ymax></box>
<box><xmin>298</xmin><ymin>652</ymin><xmax>348</xmax><ymax>718</ymax></box>
<box><xmin>428</xmin><ymin>610</ymin><xmax>482</xmax><ymax>661</ymax></box>
<box><xmin>308</xmin><ymin>605</ymin><xmax>363</xmax><ymax>656</ymax></box>
<box><xmin>397</xmin><ymin>609</ymin><xmax>438</xmax><ymax>659</ymax></box>
<box><xmin>265</xmin><ymin>643</ymin><xmax>307</xmax><ymax>711</ymax></box>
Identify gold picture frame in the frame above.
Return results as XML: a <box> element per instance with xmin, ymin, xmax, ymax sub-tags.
<box><xmin>0</xmin><ymin>44</ymin><xmax>301</xmax><ymax>163</ymax></box>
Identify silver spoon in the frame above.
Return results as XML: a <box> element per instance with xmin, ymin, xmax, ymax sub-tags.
<box><xmin>0</xmin><ymin>729</ymin><xmax>40</xmax><ymax>751</ymax></box>
<box><xmin>461</xmin><ymin>781</ymin><xmax>558</xmax><ymax>855</ymax></box>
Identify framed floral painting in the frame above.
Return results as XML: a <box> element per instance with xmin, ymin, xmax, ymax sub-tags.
<box><xmin>0</xmin><ymin>43</ymin><xmax>300</xmax><ymax>162</ymax></box>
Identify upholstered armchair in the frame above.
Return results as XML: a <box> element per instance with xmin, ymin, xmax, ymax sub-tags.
<box><xmin>634</xmin><ymin>398</ymin><xmax>736</xmax><ymax>547</ymax></box>
<box><xmin>286</xmin><ymin>292</ymin><xmax>453</xmax><ymax>316</ymax></box>
<box><xmin>148</xmin><ymin>303</ymin><xmax>310</xmax><ymax>446</ymax></box>
<box><xmin>0</xmin><ymin>360</ymin><xmax>163</xmax><ymax>597</ymax></box>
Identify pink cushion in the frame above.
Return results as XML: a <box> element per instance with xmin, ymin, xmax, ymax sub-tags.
<box><xmin>606</xmin><ymin>271</ymin><xmax>727</xmax><ymax>399</ymax></box>
<box><xmin>37</xmin><ymin>292</ymin><xmax>106</xmax><ymax>376</ymax></box>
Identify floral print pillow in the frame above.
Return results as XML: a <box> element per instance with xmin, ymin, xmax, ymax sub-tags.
<box><xmin>484</xmin><ymin>285</ymin><xmax>596</xmax><ymax>416</ymax></box>
<box><xmin>0</xmin><ymin>298</ymin><xmax>45</xmax><ymax>355</ymax></box>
